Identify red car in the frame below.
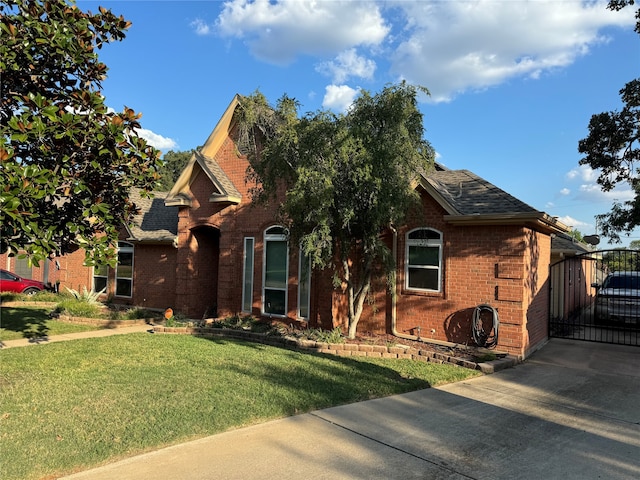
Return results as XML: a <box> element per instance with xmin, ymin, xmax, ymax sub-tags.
<box><xmin>0</xmin><ymin>269</ymin><xmax>48</xmax><ymax>295</ymax></box>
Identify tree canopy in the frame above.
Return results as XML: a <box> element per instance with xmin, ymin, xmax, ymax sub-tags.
<box><xmin>578</xmin><ymin>1</ymin><xmax>640</xmax><ymax>242</ymax></box>
<box><xmin>237</xmin><ymin>82</ymin><xmax>435</xmax><ymax>338</ymax></box>
<box><xmin>0</xmin><ymin>0</ymin><xmax>162</xmax><ymax>266</ymax></box>
<box><xmin>156</xmin><ymin>149</ymin><xmax>194</xmax><ymax>191</ymax></box>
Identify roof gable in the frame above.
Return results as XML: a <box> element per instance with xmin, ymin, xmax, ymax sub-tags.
<box><xmin>418</xmin><ymin>167</ymin><xmax>568</xmax><ymax>234</ymax></box>
<box><xmin>165</xmin><ymin>95</ymin><xmax>242</xmax><ymax>207</ymax></box>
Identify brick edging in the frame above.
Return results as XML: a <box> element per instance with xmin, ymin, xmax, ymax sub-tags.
<box><xmin>57</xmin><ymin>315</ymin><xmax>154</xmax><ymax>328</ymax></box>
<box><xmin>153</xmin><ymin>325</ymin><xmax>516</xmax><ymax>372</ymax></box>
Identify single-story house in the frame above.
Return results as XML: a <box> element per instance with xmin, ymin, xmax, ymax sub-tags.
<box><xmin>2</xmin><ymin>95</ymin><xmax>570</xmax><ymax>359</ymax></box>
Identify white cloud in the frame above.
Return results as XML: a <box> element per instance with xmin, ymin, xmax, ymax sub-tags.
<box><xmin>576</xmin><ymin>183</ymin><xmax>634</xmax><ymax>203</ymax></box>
<box><xmin>214</xmin><ymin>0</ymin><xmax>389</xmax><ymax>65</ymax></box>
<box><xmin>560</xmin><ymin>188</ymin><xmax>570</xmax><ymax>196</ymax></box>
<box><xmin>316</xmin><ymin>48</ymin><xmax>376</xmax><ymax>83</ymax></box>
<box><xmin>566</xmin><ymin>164</ymin><xmax>597</xmax><ymax>182</ymax></box>
<box><xmin>207</xmin><ymin>0</ymin><xmax>634</xmax><ymax>102</ymax></box>
<box><xmin>322</xmin><ymin>85</ymin><xmax>358</xmax><ymax>112</ymax></box>
<box><xmin>135</xmin><ymin>128</ymin><xmax>178</xmax><ymax>151</ymax></box>
<box><xmin>556</xmin><ymin>215</ymin><xmax>590</xmax><ymax>229</ymax></box>
<box><xmin>191</xmin><ymin>18</ymin><xmax>211</xmax><ymax>36</ymax></box>
<box><xmin>390</xmin><ymin>0</ymin><xmax>634</xmax><ymax>102</ymax></box>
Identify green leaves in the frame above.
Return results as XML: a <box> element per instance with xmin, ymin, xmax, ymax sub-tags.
<box><xmin>0</xmin><ymin>0</ymin><xmax>162</xmax><ymax>264</ymax></box>
<box><xmin>579</xmin><ymin>78</ymin><xmax>640</xmax><ymax>242</ymax></box>
<box><xmin>237</xmin><ymin>82</ymin><xmax>435</xmax><ymax>337</ymax></box>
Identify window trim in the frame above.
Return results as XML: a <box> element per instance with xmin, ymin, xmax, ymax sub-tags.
<box><xmin>93</xmin><ymin>264</ymin><xmax>109</xmax><ymax>293</ymax></box>
<box><xmin>242</xmin><ymin>237</ymin><xmax>255</xmax><ymax>313</ymax></box>
<box><xmin>262</xmin><ymin>226</ymin><xmax>289</xmax><ymax>317</ymax></box>
<box><xmin>405</xmin><ymin>227</ymin><xmax>443</xmax><ymax>293</ymax></box>
<box><xmin>115</xmin><ymin>241</ymin><xmax>134</xmax><ymax>298</ymax></box>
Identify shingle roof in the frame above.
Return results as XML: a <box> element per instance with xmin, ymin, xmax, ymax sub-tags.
<box><xmin>196</xmin><ymin>151</ymin><xmax>242</xmax><ymax>201</ymax></box>
<box><xmin>424</xmin><ymin>168</ymin><xmax>538</xmax><ymax>216</ymax></box>
<box><xmin>551</xmin><ymin>232</ymin><xmax>592</xmax><ymax>254</ymax></box>
<box><xmin>127</xmin><ymin>190</ymin><xmax>178</xmax><ymax>243</ymax></box>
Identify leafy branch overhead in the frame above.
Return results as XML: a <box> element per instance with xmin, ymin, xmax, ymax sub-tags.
<box><xmin>0</xmin><ymin>0</ymin><xmax>162</xmax><ymax>265</ymax></box>
<box><xmin>236</xmin><ymin>82</ymin><xmax>435</xmax><ymax>338</ymax></box>
<box><xmin>578</xmin><ymin>0</ymin><xmax>640</xmax><ymax>242</ymax></box>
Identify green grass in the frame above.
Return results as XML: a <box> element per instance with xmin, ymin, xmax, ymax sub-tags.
<box><xmin>0</xmin><ymin>306</ymin><xmax>99</xmax><ymax>341</ymax></box>
<box><xmin>0</xmin><ymin>334</ymin><xmax>480</xmax><ymax>480</ymax></box>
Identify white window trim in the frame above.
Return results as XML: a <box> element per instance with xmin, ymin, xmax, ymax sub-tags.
<box><xmin>262</xmin><ymin>226</ymin><xmax>289</xmax><ymax>317</ymax></box>
<box><xmin>115</xmin><ymin>241</ymin><xmax>134</xmax><ymax>298</ymax></box>
<box><xmin>92</xmin><ymin>265</ymin><xmax>108</xmax><ymax>293</ymax></box>
<box><xmin>242</xmin><ymin>237</ymin><xmax>255</xmax><ymax>313</ymax></box>
<box><xmin>297</xmin><ymin>247</ymin><xmax>311</xmax><ymax>320</ymax></box>
<box><xmin>405</xmin><ymin>227</ymin><xmax>443</xmax><ymax>293</ymax></box>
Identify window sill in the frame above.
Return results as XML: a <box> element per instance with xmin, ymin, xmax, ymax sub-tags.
<box><xmin>401</xmin><ymin>288</ymin><xmax>443</xmax><ymax>298</ymax></box>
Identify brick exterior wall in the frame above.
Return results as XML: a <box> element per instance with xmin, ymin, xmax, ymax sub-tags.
<box><xmin>2</xmin><ymin>109</ymin><xmax>554</xmax><ymax>359</ymax></box>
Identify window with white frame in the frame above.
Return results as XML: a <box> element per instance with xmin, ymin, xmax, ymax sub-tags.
<box><xmin>263</xmin><ymin>226</ymin><xmax>288</xmax><ymax>316</ymax></box>
<box><xmin>405</xmin><ymin>228</ymin><xmax>442</xmax><ymax>292</ymax></box>
<box><xmin>115</xmin><ymin>241</ymin><xmax>134</xmax><ymax>297</ymax></box>
<box><xmin>298</xmin><ymin>248</ymin><xmax>311</xmax><ymax>319</ymax></box>
<box><xmin>93</xmin><ymin>264</ymin><xmax>108</xmax><ymax>293</ymax></box>
<box><xmin>242</xmin><ymin>237</ymin><xmax>255</xmax><ymax>312</ymax></box>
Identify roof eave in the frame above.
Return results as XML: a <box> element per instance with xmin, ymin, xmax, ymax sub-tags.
<box><xmin>414</xmin><ymin>175</ymin><xmax>460</xmax><ymax>215</ymax></box>
<box><xmin>444</xmin><ymin>212</ymin><xmax>569</xmax><ymax>234</ymax></box>
<box><xmin>209</xmin><ymin>194</ymin><xmax>241</xmax><ymax>204</ymax></box>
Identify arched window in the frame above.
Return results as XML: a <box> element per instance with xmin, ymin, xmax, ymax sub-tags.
<box><xmin>263</xmin><ymin>227</ymin><xmax>288</xmax><ymax>316</ymax></box>
<box><xmin>405</xmin><ymin>228</ymin><xmax>442</xmax><ymax>292</ymax></box>
<box><xmin>115</xmin><ymin>241</ymin><xmax>134</xmax><ymax>297</ymax></box>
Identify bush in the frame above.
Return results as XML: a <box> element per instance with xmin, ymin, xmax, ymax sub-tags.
<box><xmin>65</xmin><ymin>286</ymin><xmax>104</xmax><ymax>304</ymax></box>
<box><xmin>55</xmin><ymin>298</ymin><xmax>102</xmax><ymax>318</ymax></box>
<box><xmin>120</xmin><ymin>307</ymin><xmax>159</xmax><ymax>320</ymax></box>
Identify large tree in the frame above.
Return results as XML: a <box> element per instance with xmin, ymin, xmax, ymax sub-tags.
<box><xmin>237</xmin><ymin>82</ymin><xmax>435</xmax><ymax>338</ymax></box>
<box><xmin>156</xmin><ymin>149</ymin><xmax>194</xmax><ymax>191</ymax></box>
<box><xmin>578</xmin><ymin>1</ymin><xmax>639</xmax><ymax>242</ymax></box>
<box><xmin>0</xmin><ymin>0</ymin><xmax>162</xmax><ymax>266</ymax></box>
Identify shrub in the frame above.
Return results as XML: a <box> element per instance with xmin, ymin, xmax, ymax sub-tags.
<box><xmin>55</xmin><ymin>298</ymin><xmax>102</xmax><ymax>318</ymax></box>
<box><xmin>65</xmin><ymin>286</ymin><xmax>105</xmax><ymax>305</ymax></box>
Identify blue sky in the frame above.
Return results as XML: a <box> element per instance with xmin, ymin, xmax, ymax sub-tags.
<box><xmin>81</xmin><ymin>0</ymin><xmax>638</xmax><ymax>246</ymax></box>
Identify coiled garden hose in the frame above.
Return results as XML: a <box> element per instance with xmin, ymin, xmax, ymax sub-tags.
<box><xmin>472</xmin><ymin>304</ymin><xmax>499</xmax><ymax>349</ymax></box>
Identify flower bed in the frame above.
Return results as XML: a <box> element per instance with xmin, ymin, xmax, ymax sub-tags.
<box><xmin>153</xmin><ymin>324</ymin><xmax>501</xmax><ymax>371</ymax></box>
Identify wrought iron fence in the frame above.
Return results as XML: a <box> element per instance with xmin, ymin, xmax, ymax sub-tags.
<box><xmin>549</xmin><ymin>249</ymin><xmax>640</xmax><ymax>346</ymax></box>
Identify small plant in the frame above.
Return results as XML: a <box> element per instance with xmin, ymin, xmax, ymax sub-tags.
<box><xmin>65</xmin><ymin>286</ymin><xmax>105</xmax><ymax>305</ymax></box>
<box><xmin>122</xmin><ymin>307</ymin><xmax>159</xmax><ymax>320</ymax></box>
<box><xmin>296</xmin><ymin>327</ymin><xmax>344</xmax><ymax>344</ymax></box>
<box><xmin>55</xmin><ymin>298</ymin><xmax>102</xmax><ymax>318</ymax></box>
<box><xmin>476</xmin><ymin>352</ymin><xmax>497</xmax><ymax>362</ymax></box>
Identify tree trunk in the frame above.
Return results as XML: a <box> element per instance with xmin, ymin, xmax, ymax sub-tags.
<box><xmin>346</xmin><ymin>259</ymin><xmax>372</xmax><ymax>339</ymax></box>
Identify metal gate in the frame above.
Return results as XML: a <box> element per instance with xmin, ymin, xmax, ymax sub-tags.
<box><xmin>549</xmin><ymin>249</ymin><xmax>640</xmax><ymax>346</ymax></box>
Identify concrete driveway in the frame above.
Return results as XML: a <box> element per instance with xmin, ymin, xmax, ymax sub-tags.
<box><xmin>64</xmin><ymin>338</ymin><xmax>640</xmax><ymax>480</ymax></box>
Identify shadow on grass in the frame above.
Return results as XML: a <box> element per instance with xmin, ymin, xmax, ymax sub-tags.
<box><xmin>198</xmin><ymin>336</ymin><xmax>433</xmax><ymax>410</ymax></box>
<box><xmin>0</xmin><ymin>307</ymin><xmax>50</xmax><ymax>340</ymax></box>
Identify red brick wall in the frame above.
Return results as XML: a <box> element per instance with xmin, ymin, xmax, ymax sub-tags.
<box><xmin>346</xmin><ymin>193</ymin><xmax>553</xmax><ymax>358</ymax></box>
<box><xmin>129</xmin><ymin>244</ymin><xmax>177</xmax><ymax>311</ymax></box>
<box><xmin>0</xmin><ymin>250</ymin><xmax>92</xmax><ymax>292</ymax></box>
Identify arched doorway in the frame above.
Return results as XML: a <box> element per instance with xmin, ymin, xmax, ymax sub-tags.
<box><xmin>180</xmin><ymin>225</ymin><xmax>220</xmax><ymax>319</ymax></box>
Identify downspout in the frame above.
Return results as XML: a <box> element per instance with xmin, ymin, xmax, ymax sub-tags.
<box><xmin>390</xmin><ymin>225</ymin><xmax>426</xmax><ymax>343</ymax></box>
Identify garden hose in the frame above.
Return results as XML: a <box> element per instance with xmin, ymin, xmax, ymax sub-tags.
<box><xmin>472</xmin><ymin>304</ymin><xmax>499</xmax><ymax>349</ymax></box>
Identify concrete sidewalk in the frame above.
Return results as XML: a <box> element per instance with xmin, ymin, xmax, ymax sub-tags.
<box><xmin>63</xmin><ymin>339</ymin><xmax>640</xmax><ymax>480</ymax></box>
<box><xmin>0</xmin><ymin>324</ymin><xmax>152</xmax><ymax>349</ymax></box>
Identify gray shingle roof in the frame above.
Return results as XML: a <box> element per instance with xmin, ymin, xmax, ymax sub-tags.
<box><xmin>127</xmin><ymin>190</ymin><xmax>178</xmax><ymax>243</ymax></box>
<box><xmin>197</xmin><ymin>151</ymin><xmax>242</xmax><ymax>201</ymax></box>
<box><xmin>425</xmin><ymin>168</ymin><xmax>538</xmax><ymax>216</ymax></box>
<box><xmin>551</xmin><ymin>232</ymin><xmax>592</xmax><ymax>254</ymax></box>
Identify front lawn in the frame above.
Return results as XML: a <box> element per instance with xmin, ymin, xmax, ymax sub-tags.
<box><xmin>0</xmin><ymin>333</ymin><xmax>481</xmax><ymax>480</ymax></box>
<box><xmin>0</xmin><ymin>306</ymin><xmax>99</xmax><ymax>341</ymax></box>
